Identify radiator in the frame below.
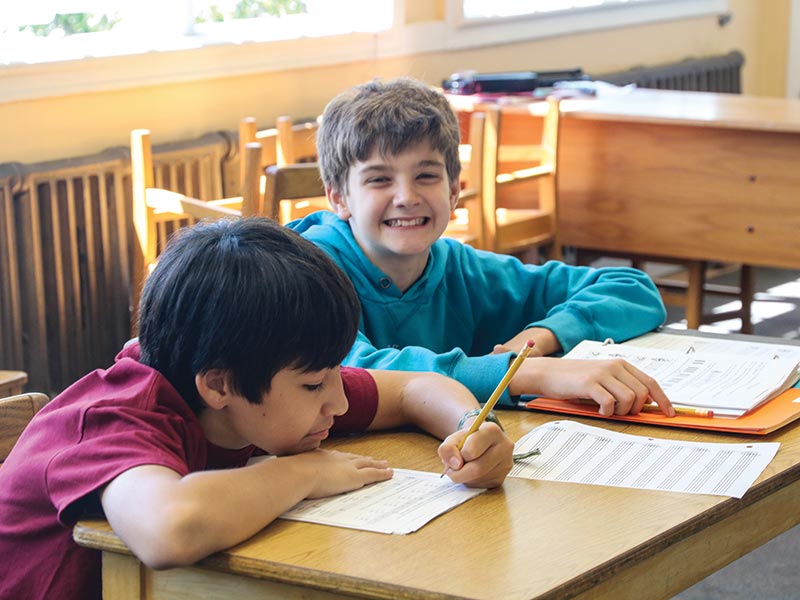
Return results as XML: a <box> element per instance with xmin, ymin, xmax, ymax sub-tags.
<box><xmin>595</xmin><ymin>50</ymin><xmax>745</xmax><ymax>93</ymax></box>
<box><xmin>1</xmin><ymin>133</ymin><xmax>233</xmax><ymax>396</ymax></box>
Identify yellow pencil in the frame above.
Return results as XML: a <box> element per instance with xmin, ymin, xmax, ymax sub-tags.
<box><xmin>575</xmin><ymin>398</ymin><xmax>714</xmax><ymax>418</ymax></box>
<box><xmin>641</xmin><ymin>404</ymin><xmax>714</xmax><ymax>418</ymax></box>
<box><xmin>441</xmin><ymin>340</ymin><xmax>535</xmax><ymax>478</ymax></box>
<box><xmin>458</xmin><ymin>339</ymin><xmax>535</xmax><ymax>449</ymax></box>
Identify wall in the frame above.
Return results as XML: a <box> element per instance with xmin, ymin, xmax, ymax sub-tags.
<box><xmin>0</xmin><ymin>0</ymin><xmax>790</xmax><ymax>164</ymax></box>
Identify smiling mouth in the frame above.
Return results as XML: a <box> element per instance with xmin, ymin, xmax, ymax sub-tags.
<box><xmin>384</xmin><ymin>217</ymin><xmax>429</xmax><ymax>227</ymax></box>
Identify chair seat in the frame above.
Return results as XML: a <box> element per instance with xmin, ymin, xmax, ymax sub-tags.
<box><xmin>443</xmin><ymin>208</ymin><xmax>479</xmax><ymax>247</ymax></box>
<box><xmin>495</xmin><ymin>208</ymin><xmax>556</xmax><ymax>254</ymax></box>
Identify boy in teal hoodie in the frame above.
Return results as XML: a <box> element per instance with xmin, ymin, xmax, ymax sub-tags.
<box><xmin>288</xmin><ymin>77</ymin><xmax>673</xmax><ymax>417</ymax></box>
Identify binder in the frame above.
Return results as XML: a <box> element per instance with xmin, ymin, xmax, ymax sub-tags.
<box><xmin>525</xmin><ymin>387</ymin><xmax>800</xmax><ymax>435</ymax></box>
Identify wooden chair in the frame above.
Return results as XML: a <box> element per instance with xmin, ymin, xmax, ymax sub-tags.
<box><xmin>443</xmin><ymin>112</ymin><xmax>485</xmax><ymax>248</ymax></box>
<box><xmin>0</xmin><ymin>370</ymin><xmax>27</xmax><ymax>399</ymax></box>
<box><xmin>655</xmin><ymin>261</ymin><xmax>754</xmax><ymax>332</ymax></box>
<box><xmin>130</xmin><ymin>129</ymin><xmax>263</xmax><ymax>318</ymax></box>
<box><xmin>262</xmin><ymin>163</ymin><xmax>326</xmax><ymax>223</ymax></box>
<box><xmin>0</xmin><ymin>392</ymin><xmax>48</xmax><ymax>463</ymax></box>
<box><xmin>239</xmin><ymin>116</ymin><xmax>329</xmax><ymax>223</ymax></box>
<box><xmin>453</xmin><ymin>98</ymin><xmax>562</xmax><ymax>259</ymax></box>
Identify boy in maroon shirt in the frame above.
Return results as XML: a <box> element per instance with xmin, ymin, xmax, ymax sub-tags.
<box><xmin>0</xmin><ymin>217</ymin><xmax>512</xmax><ymax>600</ymax></box>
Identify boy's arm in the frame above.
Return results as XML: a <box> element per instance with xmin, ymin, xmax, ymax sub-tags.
<box><xmin>366</xmin><ymin>369</ymin><xmax>514</xmax><ymax>488</ymax></box>
<box><xmin>520</xmin><ymin>262</ymin><xmax>667</xmax><ymax>354</ymax></box>
<box><xmin>101</xmin><ymin>451</ymin><xmax>392</xmax><ymax>569</ymax></box>
<box><xmin>348</xmin><ymin>332</ymin><xmax>516</xmax><ymax>405</ymax></box>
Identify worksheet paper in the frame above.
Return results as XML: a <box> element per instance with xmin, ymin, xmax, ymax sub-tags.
<box><xmin>623</xmin><ymin>331</ymin><xmax>800</xmax><ymax>363</ymax></box>
<box><xmin>565</xmin><ymin>339</ymin><xmax>800</xmax><ymax>415</ymax></box>
<box><xmin>510</xmin><ymin>420</ymin><xmax>779</xmax><ymax>498</ymax></box>
<box><xmin>279</xmin><ymin>469</ymin><xmax>486</xmax><ymax>534</ymax></box>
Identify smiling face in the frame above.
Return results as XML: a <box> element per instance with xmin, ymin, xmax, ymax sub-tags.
<box><xmin>328</xmin><ymin>141</ymin><xmax>460</xmax><ymax>287</ymax></box>
<box><xmin>201</xmin><ymin>365</ymin><xmax>349</xmax><ymax>456</ymax></box>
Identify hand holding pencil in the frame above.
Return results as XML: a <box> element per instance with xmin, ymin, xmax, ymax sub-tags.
<box><xmin>439</xmin><ymin>341</ymin><xmax>534</xmax><ymax>485</ymax></box>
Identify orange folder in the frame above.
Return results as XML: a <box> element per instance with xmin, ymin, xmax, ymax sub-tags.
<box><xmin>525</xmin><ymin>387</ymin><xmax>800</xmax><ymax>435</ymax></box>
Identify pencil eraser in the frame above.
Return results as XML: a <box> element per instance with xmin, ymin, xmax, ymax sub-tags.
<box><xmin>526</xmin><ymin>340</ymin><xmax>535</xmax><ymax>347</ymax></box>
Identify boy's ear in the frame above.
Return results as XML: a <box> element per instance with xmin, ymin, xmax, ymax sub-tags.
<box><xmin>449</xmin><ymin>180</ymin><xmax>460</xmax><ymax>211</ymax></box>
<box><xmin>195</xmin><ymin>369</ymin><xmax>231</xmax><ymax>410</ymax></box>
<box><xmin>327</xmin><ymin>186</ymin><xmax>352</xmax><ymax>220</ymax></box>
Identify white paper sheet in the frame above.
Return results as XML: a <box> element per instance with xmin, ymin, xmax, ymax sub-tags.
<box><xmin>564</xmin><ymin>339</ymin><xmax>799</xmax><ymax>414</ymax></box>
<box><xmin>510</xmin><ymin>420</ymin><xmax>779</xmax><ymax>498</ymax></box>
<box><xmin>624</xmin><ymin>331</ymin><xmax>800</xmax><ymax>364</ymax></box>
<box><xmin>279</xmin><ymin>469</ymin><xmax>486</xmax><ymax>534</ymax></box>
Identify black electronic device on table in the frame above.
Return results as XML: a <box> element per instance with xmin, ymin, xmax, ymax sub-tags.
<box><xmin>442</xmin><ymin>68</ymin><xmax>589</xmax><ymax>95</ymax></box>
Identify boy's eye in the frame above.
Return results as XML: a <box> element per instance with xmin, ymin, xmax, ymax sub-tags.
<box><xmin>365</xmin><ymin>176</ymin><xmax>391</xmax><ymax>185</ymax></box>
<box><xmin>417</xmin><ymin>172</ymin><xmax>440</xmax><ymax>181</ymax></box>
<box><xmin>303</xmin><ymin>382</ymin><xmax>324</xmax><ymax>392</ymax></box>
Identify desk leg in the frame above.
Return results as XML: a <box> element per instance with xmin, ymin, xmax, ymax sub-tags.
<box><xmin>102</xmin><ymin>552</ymin><xmax>143</xmax><ymax>600</ymax></box>
<box><xmin>684</xmin><ymin>261</ymin><xmax>705</xmax><ymax>329</ymax></box>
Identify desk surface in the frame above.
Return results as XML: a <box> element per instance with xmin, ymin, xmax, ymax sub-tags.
<box><xmin>75</xmin><ymin>407</ymin><xmax>800</xmax><ymax>600</ymax></box>
<box><xmin>449</xmin><ymin>87</ymin><xmax>800</xmax><ymax>132</ymax></box>
<box><xmin>561</xmin><ymin>88</ymin><xmax>800</xmax><ymax>133</ymax></box>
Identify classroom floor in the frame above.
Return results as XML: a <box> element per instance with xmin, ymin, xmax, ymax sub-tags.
<box><xmin>653</xmin><ymin>264</ymin><xmax>800</xmax><ymax>600</ymax></box>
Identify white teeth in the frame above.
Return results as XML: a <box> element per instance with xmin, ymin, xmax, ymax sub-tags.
<box><xmin>386</xmin><ymin>217</ymin><xmax>426</xmax><ymax>227</ymax></box>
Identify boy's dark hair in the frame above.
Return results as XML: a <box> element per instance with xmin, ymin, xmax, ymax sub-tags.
<box><xmin>317</xmin><ymin>77</ymin><xmax>461</xmax><ymax>194</ymax></box>
<box><xmin>138</xmin><ymin>217</ymin><xmax>361</xmax><ymax>413</ymax></box>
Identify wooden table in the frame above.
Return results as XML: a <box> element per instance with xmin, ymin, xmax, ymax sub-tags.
<box><xmin>558</xmin><ymin>89</ymin><xmax>800</xmax><ymax>269</ymax></box>
<box><xmin>74</xmin><ymin>408</ymin><xmax>800</xmax><ymax>600</ymax></box>
<box><xmin>451</xmin><ymin>88</ymin><xmax>800</xmax><ymax>269</ymax></box>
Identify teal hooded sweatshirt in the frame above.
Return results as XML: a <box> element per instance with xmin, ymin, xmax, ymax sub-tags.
<box><xmin>288</xmin><ymin>211</ymin><xmax>666</xmax><ymax>406</ymax></box>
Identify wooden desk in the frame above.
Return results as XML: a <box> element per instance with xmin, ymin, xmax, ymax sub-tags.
<box><xmin>452</xmin><ymin>89</ymin><xmax>800</xmax><ymax>269</ymax></box>
<box><xmin>75</xmin><ymin>409</ymin><xmax>800</xmax><ymax>600</ymax></box>
<box><xmin>558</xmin><ymin>89</ymin><xmax>800</xmax><ymax>269</ymax></box>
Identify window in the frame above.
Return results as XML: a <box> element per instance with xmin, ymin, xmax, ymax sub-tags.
<box><xmin>448</xmin><ymin>0</ymin><xmax>728</xmax><ymax>33</ymax></box>
<box><xmin>419</xmin><ymin>0</ymin><xmax>729</xmax><ymax>68</ymax></box>
<box><xmin>0</xmin><ymin>1</ymin><xmax>394</xmax><ymax>66</ymax></box>
<box><xmin>462</xmin><ymin>0</ymin><xmax>693</xmax><ymax>21</ymax></box>
<box><xmin>0</xmin><ymin>0</ymin><xmax>729</xmax><ymax>103</ymax></box>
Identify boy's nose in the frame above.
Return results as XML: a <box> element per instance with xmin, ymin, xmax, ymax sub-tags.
<box><xmin>324</xmin><ymin>380</ymin><xmax>349</xmax><ymax>417</ymax></box>
<box><xmin>393</xmin><ymin>179</ymin><xmax>421</xmax><ymax>206</ymax></box>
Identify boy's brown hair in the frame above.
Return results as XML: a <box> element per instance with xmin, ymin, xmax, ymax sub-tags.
<box><xmin>316</xmin><ymin>77</ymin><xmax>462</xmax><ymax>194</ymax></box>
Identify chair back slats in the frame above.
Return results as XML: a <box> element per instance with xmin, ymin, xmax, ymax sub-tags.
<box><xmin>461</xmin><ymin>97</ymin><xmax>562</xmax><ymax>259</ymax></box>
<box><xmin>130</xmin><ymin>130</ymin><xmax>264</xmax><ymax>327</ymax></box>
<box><xmin>239</xmin><ymin>116</ymin><xmax>325</xmax><ymax>223</ymax></box>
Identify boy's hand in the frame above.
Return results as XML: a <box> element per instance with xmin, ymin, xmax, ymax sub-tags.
<box><xmin>438</xmin><ymin>422</ymin><xmax>514</xmax><ymax>488</ymax></box>
<box><xmin>509</xmin><ymin>357</ymin><xmax>674</xmax><ymax>417</ymax></box>
<box><xmin>298</xmin><ymin>449</ymin><xmax>393</xmax><ymax>499</ymax></box>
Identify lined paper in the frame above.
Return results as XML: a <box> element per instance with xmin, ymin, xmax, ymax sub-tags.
<box><xmin>510</xmin><ymin>420</ymin><xmax>778</xmax><ymax>498</ymax></box>
<box><xmin>280</xmin><ymin>469</ymin><xmax>485</xmax><ymax>534</ymax></box>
